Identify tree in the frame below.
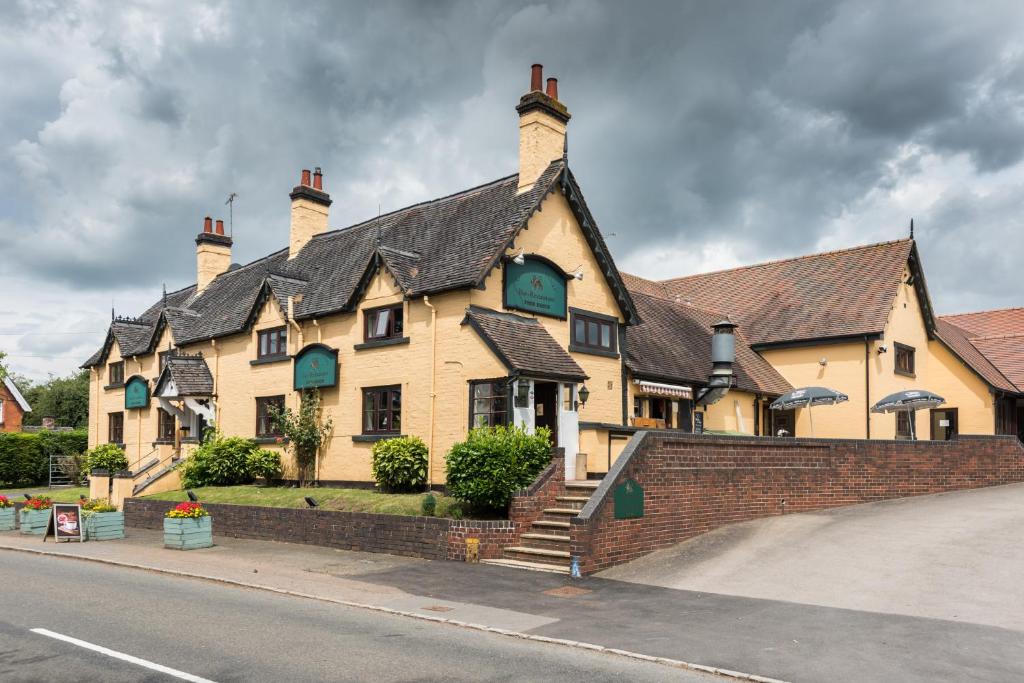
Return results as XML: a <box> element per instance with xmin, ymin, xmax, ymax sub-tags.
<box><xmin>270</xmin><ymin>389</ymin><xmax>333</xmax><ymax>487</ymax></box>
<box><xmin>18</xmin><ymin>371</ymin><xmax>90</xmax><ymax>428</ymax></box>
<box><xmin>0</xmin><ymin>350</ymin><xmax>7</xmax><ymax>381</ymax></box>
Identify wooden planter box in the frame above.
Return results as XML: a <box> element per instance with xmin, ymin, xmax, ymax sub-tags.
<box><xmin>163</xmin><ymin>516</ymin><xmax>213</xmax><ymax>550</ymax></box>
<box><xmin>19</xmin><ymin>508</ymin><xmax>51</xmax><ymax>535</ymax></box>
<box><xmin>85</xmin><ymin>511</ymin><xmax>125</xmax><ymax>541</ymax></box>
<box><xmin>0</xmin><ymin>508</ymin><xmax>15</xmax><ymax>531</ymax></box>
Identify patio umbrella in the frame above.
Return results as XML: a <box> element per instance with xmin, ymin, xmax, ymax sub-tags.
<box><xmin>769</xmin><ymin>387</ymin><xmax>849</xmax><ymax>437</ymax></box>
<box><xmin>870</xmin><ymin>390</ymin><xmax>945</xmax><ymax>441</ymax></box>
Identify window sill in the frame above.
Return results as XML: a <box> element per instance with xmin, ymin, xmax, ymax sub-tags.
<box><xmin>354</xmin><ymin>336</ymin><xmax>410</xmax><ymax>351</ymax></box>
<box><xmin>108</xmin><ymin>442</ymin><xmax>125</xmax><ymax>449</ymax></box>
<box><xmin>180</xmin><ymin>438</ymin><xmax>200</xmax><ymax>444</ymax></box>
<box><xmin>250</xmin><ymin>355</ymin><xmax>290</xmax><ymax>366</ymax></box>
<box><xmin>352</xmin><ymin>433</ymin><xmax>404</xmax><ymax>443</ymax></box>
<box><xmin>894</xmin><ymin>370</ymin><xmax>916</xmax><ymax>378</ymax></box>
<box><xmin>254</xmin><ymin>436</ymin><xmax>288</xmax><ymax>445</ymax></box>
<box><xmin>568</xmin><ymin>344</ymin><xmax>619</xmax><ymax>359</ymax></box>
<box><xmin>151</xmin><ymin>440</ymin><xmax>175</xmax><ymax>446</ymax></box>
<box><xmin>104</xmin><ymin>383</ymin><xmax>125</xmax><ymax>391</ymax></box>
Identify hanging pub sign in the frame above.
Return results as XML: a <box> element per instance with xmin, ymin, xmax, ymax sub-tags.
<box><xmin>44</xmin><ymin>504</ymin><xmax>84</xmax><ymax>543</ymax></box>
<box><xmin>504</xmin><ymin>255</ymin><xmax>568</xmax><ymax>319</ymax></box>
<box><xmin>693</xmin><ymin>411</ymin><xmax>704</xmax><ymax>435</ymax></box>
<box><xmin>294</xmin><ymin>344</ymin><xmax>339</xmax><ymax>390</ymax></box>
<box><xmin>124</xmin><ymin>375</ymin><xmax>150</xmax><ymax>409</ymax></box>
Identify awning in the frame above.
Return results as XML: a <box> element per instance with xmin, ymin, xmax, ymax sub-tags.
<box><xmin>635</xmin><ymin>380</ymin><xmax>693</xmax><ymax>399</ymax></box>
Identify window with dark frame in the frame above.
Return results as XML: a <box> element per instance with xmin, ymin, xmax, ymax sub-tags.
<box><xmin>896</xmin><ymin>411</ymin><xmax>916</xmax><ymax>440</ymax></box>
<box><xmin>257</xmin><ymin>327</ymin><xmax>288</xmax><ymax>359</ymax></box>
<box><xmin>470</xmin><ymin>380</ymin><xmax>508</xmax><ymax>428</ymax></box>
<box><xmin>108</xmin><ymin>411</ymin><xmax>124</xmax><ymax>444</ymax></box>
<box><xmin>364</xmin><ymin>305</ymin><xmax>404</xmax><ymax>341</ymax></box>
<box><xmin>256</xmin><ymin>395</ymin><xmax>285</xmax><ymax>438</ymax></box>
<box><xmin>894</xmin><ymin>342</ymin><xmax>915</xmax><ymax>376</ymax></box>
<box><xmin>108</xmin><ymin>361</ymin><xmax>124</xmax><ymax>386</ymax></box>
<box><xmin>571</xmin><ymin>311</ymin><xmax>616</xmax><ymax>354</ymax></box>
<box><xmin>362</xmin><ymin>385</ymin><xmax>402</xmax><ymax>434</ymax></box>
<box><xmin>157</xmin><ymin>408</ymin><xmax>176</xmax><ymax>441</ymax></box>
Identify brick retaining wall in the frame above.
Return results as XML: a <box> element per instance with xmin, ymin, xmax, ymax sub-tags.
<box><xmin>571</xmin><ymin>432</ymin><xmax>1024</xmax><ymax>574</ymax></box>
<box><xmin>123</xmin><ymin>498</ymin><xmax>515</xmax><ymax>562</ymax></box>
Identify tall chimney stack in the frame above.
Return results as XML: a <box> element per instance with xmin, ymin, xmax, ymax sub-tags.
<box><xmin>195</xmin><ymin>216</ymin><xmax>232</xmax><ymax>293</ymax></box>
<box><xmin>516</xmin><ymin>63</ymin><xmax>570</xmax><ymax>193</ymax></box>
<box><xmin>289</xmin><ymin>167</ymin><xmax>332</xmax><ymax>259</ymax></box>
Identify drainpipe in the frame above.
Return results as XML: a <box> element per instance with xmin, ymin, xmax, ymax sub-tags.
<box><xmin>210</xmin><ymin>339</ymin><xmax>219</xmax><ymax>425</ymax></box>
<box><xmin>423</xmin><ymin>295</ymin><xmax>437</xmax><ymax>489</ymax></box>
<box><xmin>133</xmin><ymin>356</ymin><xmax>142</xmax><ymax>464</ymax></box>
<box><xmin>312</xmin><ymin>319</ymin><xmax>322</xmax><ymax>344</ymax></box>
<box><xmin>864</xmin><ymin>336</ymin><xmax>871</xmax><ymax>439</ymax></box>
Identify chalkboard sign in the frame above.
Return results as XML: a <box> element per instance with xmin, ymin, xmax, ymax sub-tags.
<box><xmin>693</xmin><ymin>411</ymin><xmax>704</xmax><ymax>434</ymax></box>
<box><xmin>45</xmin><ymin>504</ymin><xmax>84</xmax><ymax>543</ymax></box>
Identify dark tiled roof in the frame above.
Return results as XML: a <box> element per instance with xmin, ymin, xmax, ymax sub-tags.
<box><xmin>155</xmin><ymin>354</ymin><xmax>214</xmax><ymax>396</ymax></box>
<box><xmin>462</xmin><ymin>306</ymin><xmax>587</xmax><ymax>381</ymax></box>
<box><xmin>85</xmin><ymin>161</ymin><xmax>637</xmax><ymax>367</ymax></box>
<box><xmin>635</xmin><ymin>239</ymin><xmax>917</xmax><ymax>347</ymax></box>
<box><xmin>625</xmin><ymin>291</ymin><xmax>792</xmax><ymax>396</ymax></box>
<box><xmin>935</xmin><ymin>315</ymin><xmax>1022</xmax><ymax>393</ymax></box>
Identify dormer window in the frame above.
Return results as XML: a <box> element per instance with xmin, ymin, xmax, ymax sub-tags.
<box><xmin>257</xmin><ymin>327</ymin><xmax>288</xmax><ymax>360</ymax></box>
<box><xmin>365</xmin><ymin>305</ymin><xmax>403</xmax><ymax>341</ymax></box>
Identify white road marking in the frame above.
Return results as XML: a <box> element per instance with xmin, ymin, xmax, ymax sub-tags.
<box><xmin>30</xmin><ymin>628</ymin><xmax>217</xmax><ymax>683</ymax></box>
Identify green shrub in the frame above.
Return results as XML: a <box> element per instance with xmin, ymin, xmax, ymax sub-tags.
<box><xmin>84</xmin><ymin>443</ymin><xmax>128</xmax><ymax>473</ymax></box>
<box><xmin>421</xmin><ymin>493</ymin><xmax>437</xmax><ymax>516</ymax></box>
<box><xmin>0</xmin><ymin>430</ymin><xmax>88</xmax><ymax>487</ymax></box>
<box><xmin>179</xmin><ymin>432</ymin><xmax>281</xmax><ymax>488</ymax></box>
<box><xmin>444</xmin><ymin>425</ymin><xmax>552</xmax><ymax>515</ymax></box>
<box><xmin>371</xmin><ymin>436</ymin><xmax>428</xmax><ymax>493</ymax></box>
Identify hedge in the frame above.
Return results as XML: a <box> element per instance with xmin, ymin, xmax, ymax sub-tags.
<box><xmin>0</xmin><ymin>430</ymin><xmax>88</xmax><ymax>487</ymax></box>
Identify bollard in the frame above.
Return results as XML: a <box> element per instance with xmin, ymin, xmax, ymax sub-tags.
<box><xmin>465</xmin><ymin>537</ymin><xmax>480</xmax><ymax>563</ymax></box>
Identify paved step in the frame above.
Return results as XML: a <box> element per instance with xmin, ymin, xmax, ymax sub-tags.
<box><xmin>555</xmin><ymin>496</ymin><xmax>590</xmax><ymax>510</ymax></box>
<box><xmin>543</xmin><ymin>508</ymin><xmax>580</xmax><ymax>516</ymax></box>
<box><xmin>565</xmin><ymin>479</ymin><xmax>600</xmax><ymax>488</ymax></box>
<box><xmin>521</xmin><ymin>532</ymin><xmax>570</xmax><ymax>543</ymax></box>
<box><xmin>531</xmin><ymin>519</ymin><xmax>570</xmax><ymax>529</ymax></box>
<box><xmin>528</xmin><ymin>523</ymin><xmax>571</xmax><ymax>537</ymax></box>
<box><xmin>480</xmin><ymin>558</ymin><xmax>569</xmax><ymax>575</ymax></box>
<box><xmin>519</xmin><ymin>534</ymin><xmax>571</xmax><ymax>551</ymax></box>
<box><xmin>503</xmin><ymin>546</ymin><xmax>571</xmax><ymax>567</ymax></box>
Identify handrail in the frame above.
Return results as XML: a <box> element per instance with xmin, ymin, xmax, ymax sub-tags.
<box><xmin>127</xmin><ymin>447</ymin><xmax>160</xmax><ymax>474</ymax></box>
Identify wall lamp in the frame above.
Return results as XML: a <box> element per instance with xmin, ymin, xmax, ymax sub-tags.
<box><xmin>512</xmin><ymin>248</ymin><xmax>526</xmax><ymax>266</ymax></box>
<box><xmin>570</xmin><ymin>266</ymin><xmax>584</xmax><ymax>281</ymax></box>
<box><xmin>877</xmin><ymin>345</ymin><xmax>888</xmax><ymax>354</ymax></box>
<box><xmin>577</xmin><ymin>384</ymin><xmax>590</xmax><ymax>408</ymax></box>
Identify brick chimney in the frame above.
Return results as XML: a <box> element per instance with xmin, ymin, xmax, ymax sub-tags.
<box><xmin>516</xmin><ymin>64</ymin><xmax>571</xmax><ymax>193</ymax></box>
<box><xmin>289</xmin><ymin>167</ymin><xmax>332</xmax><ymax>259</ymax></box>
<box><xmin>195</xmin><ymin>215</ymin><xmax>232</xmax><ymax>293</ymax></box>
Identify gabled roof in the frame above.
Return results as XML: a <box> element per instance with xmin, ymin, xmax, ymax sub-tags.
<box><xmin>628</xmin><ymin>239</ymin><xmax>925</xmax><ymax>348</ymax></box>
<box><xmin>84</xmin><ymin>161</ymin><xmax>637</xmax><ymax>368</ymax></box>
<box><xmin>625</xmin><ymin>291</ymin><xmax>792</xmax><ymax>396</ymax></box>
<box><xmin>935</xmin><ymin>310</ymin><xmax>1023</xmax><ymax>394</ymax></box>
<box><xmin>2</xmin><ymin>376</ymin><xmax>31</xmax><ymax>412</ymax></box>
<box><xmin>154</xmin><ymin>354</ymin><xmax>214</xmax><ymax>397</ymax></box>
<box><xmin>462</xmin><ymin>306</ymin><xmax>587</xmax><ymax>382</ymax></box>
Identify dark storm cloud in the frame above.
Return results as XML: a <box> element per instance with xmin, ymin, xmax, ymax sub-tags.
<box><xmin>2</xmin><ymin>0</ymin><xmax>1023</xmax><ymax>379</ymax></box>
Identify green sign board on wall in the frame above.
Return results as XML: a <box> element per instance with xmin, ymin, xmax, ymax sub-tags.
<box><xmin>613</xmin><ymin>478</ymin><xmax>644</xmax><ymax>520</ymax></box>
<box><xmin>124</xmin><ymin>376</ymin><xmax>150</xmax><ymax>409</ymax></box>
<box><xmin>504</xmin><ymin>257</ymin><xmax>567</xmax><ymax>319</ymax></box>
<box><xmin>294</xmin><ymin>344</ymin><xmax>338</xmax><ymax>390</ymax></box>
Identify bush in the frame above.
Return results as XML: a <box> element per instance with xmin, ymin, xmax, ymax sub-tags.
<box><xmin>444</xmin><ymin>425</ymin><xmax>552</xmax><ymax>515</ymax></box>
<box><xmin>179</xmin><ymin>433</ymin><xmax>281</xmax><ymax>488</ymax></box>
<box><xmin>0</xmin><ymin>430</ymin><xmax>87</xmax><ymax>487</ymax></box>
<box><xmin>421</xmin><ymin>493</ymin><xmax>437</xmax><ymax>516</ymax></box>
<box><xmin>371</xmin><ymin>436</ymin><xmax>428</xmax><ymax>493</ymax></box>
<box><xmin>83</xmin><ymin>443</ymin><xmax>128</xmax><ymax>473</ymax></box>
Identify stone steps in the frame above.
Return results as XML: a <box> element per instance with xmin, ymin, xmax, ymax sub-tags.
<box><xmin>480</xmin><ymin>558</ymin><xmax>569</xmax><ymax>574</ymax></box>
<box><xmin>503</xmin><ymin>546</ymin><xmax>571</xmax><ymax>566</ymax></box>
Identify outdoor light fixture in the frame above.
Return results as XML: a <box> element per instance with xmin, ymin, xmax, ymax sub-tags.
<box><xmin>570</xmin><ymin>266</ymin><xmax>584</xmax><ymax>281</ymax></box>
<box><xmin>819</xmin><ymin>357</ymin><xmax>828</xmax><ymax>366</ymax></box>
<box><xmin>186</xmin><ymin>490</ymin><xmax>199</xmax><ymax>502</ymax></box>
<box><xmin>304</xmin><ymin>496</ymin><xmax>319</xmax><ymax>508</ymax></box>
<box><xmin>512</xmin><ymin>248</ymin><xmax>526</xmax><ymax>265</ymax></box>
<box><xmin>877</xmin><ymin>345</ymin><xmax>888</xmax><ymax>354</ymax></box>
<box><xmin>578</xmin><ymin>384</ymin><xmax>590</xmax><ymax>408</ymax></box>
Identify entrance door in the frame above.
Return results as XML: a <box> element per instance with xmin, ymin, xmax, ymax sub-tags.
<box><xmin>533</xmin><ymin>381</ymin><xmax>558</xmax><ymax>447</ymax></box>
<box><xmin>771</xmin><ymin>409</ymin><xmax>796</xmax><ymax>437</ymax></box>
<box><xmin>930</xmin><ymin>408</ymin><xmax>958</xmax><ymax>441</ymax></box>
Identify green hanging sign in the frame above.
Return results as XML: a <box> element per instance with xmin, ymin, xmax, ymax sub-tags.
<box><xmin>613</xmin><ymin>478</ymin><xmax>644</xmax><ymax>520</ymax></box>
<box><xmin>124</xmin><ymin>376</ymin><xmax>150</xmax><ymax>409</ymax></box>
<box><xmin>503</xmin><ymin>256</ymin><xmax>568</xmax><ymax>319</ymax></box>
<box><xmin>294</xmin><ymin>344</ymin><xmax>338</xmax><ymax>390</ymax></box>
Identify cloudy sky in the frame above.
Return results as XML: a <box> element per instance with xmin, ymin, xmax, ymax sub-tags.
<box><xmin>2</xmin><ymin>0</ymin><xmax>1023</xmax><ymax>381</ymax></box>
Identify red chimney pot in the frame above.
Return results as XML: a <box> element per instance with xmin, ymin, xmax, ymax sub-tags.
<box><xmin>313</xmin><ymin>167</ymin><xmax>323</xmax><ymax>190</ymax></box>
<box><xmin>530</xmin><ymin>64</ymin><xmax>543</xmax><ymax>92</ymax></box>
<box><xmin>215</xmin><ymin>219</ymin><xmax>225</xmax><ymax>236</ymax></box>
<box><xmin>546</xmin><ymin>77</ymin><xmax>558</xmax><ymax>100</ymax></box>
<box><xmin>300</xmin><ymin>169</ymin><xmax>311</xmax><ymax>186</ymax></box>
<box><xmin>203</xmin><ymin>216</ymin><xmax>212</xmax><ymax>233</ymax></box>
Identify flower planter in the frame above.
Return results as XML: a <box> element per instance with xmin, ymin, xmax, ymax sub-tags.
<box><xmin>0</xmin><ymin>508</ymin><xmax>15</xmax><ymax>532</ymax></box>
<box><xmin>85</xmin><ymin>511</ymin><xmax>125</xmax><ymax>541</ymax></box>
<box><xmin>163</xmin><ymin>516</ymin><xmax>213</xmax><ymax>550</ymax></box>
<box><xmin>19</xmin><ymin>508</ymin><xmax>51</xmax><ymax>535</ymax></box>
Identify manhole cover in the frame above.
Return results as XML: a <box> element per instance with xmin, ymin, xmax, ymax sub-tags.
<box><xmin>543</xmin><ymin>586</ymin><xmax>592</xmax><ymax>598</ymax></box>
<box><xmin>422</xmin><ymin>605</ymin><xmax>454</xmax><ymax>613</ymax></box>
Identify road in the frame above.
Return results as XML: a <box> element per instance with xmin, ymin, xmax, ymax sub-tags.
<box><xmin>0</xmin><ymin>552</ymin><xmax>713</xmax><ymax>682</ymax></box>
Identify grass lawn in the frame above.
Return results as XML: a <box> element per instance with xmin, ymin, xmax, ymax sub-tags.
<box><xmin>142</xmin><ymin>486</ymin><xmax>461</xmax><ymax>518</ymax></box>
<box><xmin>0</xmin><ymin>486</ymin><xmax>90</xmax><ymax>503</ymax></box>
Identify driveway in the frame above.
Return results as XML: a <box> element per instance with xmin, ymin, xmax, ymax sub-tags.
<box><xmin>598</xmin><ymin>482</ymin><xmax>1024</xmax><ymax>631</ymax></box>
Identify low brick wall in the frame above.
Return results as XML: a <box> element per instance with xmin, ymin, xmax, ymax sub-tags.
<box><xmin>571</xmin><ymin>432</ymin><xmax>1024</xmax><ymax>574</ymax></box>
<box><xmin>123</xmin><ymin>498</ymin><xmax>514</xmax><ymax>561</ymax></box>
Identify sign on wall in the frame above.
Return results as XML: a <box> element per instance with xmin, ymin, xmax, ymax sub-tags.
<box><xmin>294</xmin><ymin>344</ymin><xmax>339</xmax><ymax>390</ymax></box>
<box><xmin>124</xmin><ymin>376</ymin><xmax>150</xmax><ymax>409</ymax></box>
<box><xmin>504</xmin><ymin>256</ymin><xmax>568</xmax><ymax>319</ymax></box>
<box><xmin>613</xmin><ymin>478</ymin><xmax>644</xmax><ymax>520</ymax></box>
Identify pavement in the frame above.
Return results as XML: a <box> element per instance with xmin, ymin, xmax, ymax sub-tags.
<box><xmin>1</xmin><ymin>484</ymin><xmax>1023</xmax><ymax>681</ymax></box>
